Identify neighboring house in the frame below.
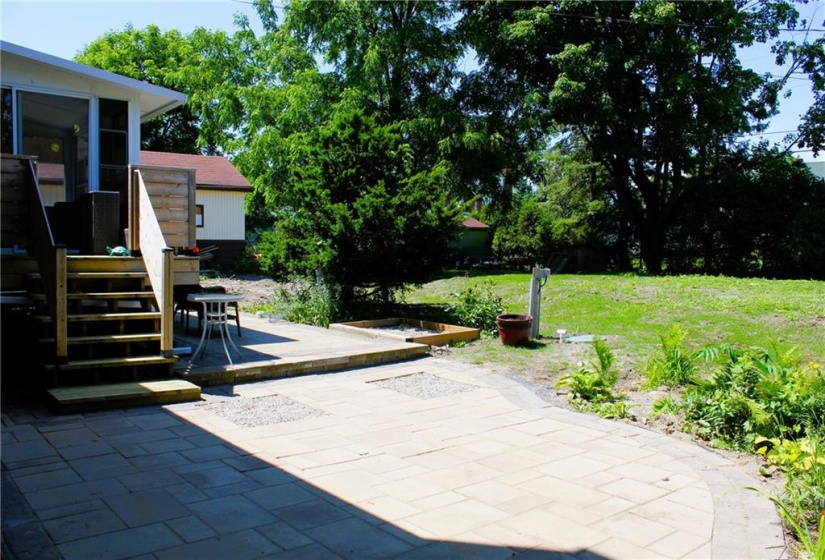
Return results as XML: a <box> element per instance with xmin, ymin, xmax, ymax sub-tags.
<box><xmin>806</xmin><ymin>160</ymin><xmax>825</xmax><ymax>180</ymax></box>
<box><xmin>140</xmin><ymin>151</ymin><xmax>253</xmax><ymax>268</ymax></box>
<box><xmin>451</xmin><ymin>217</ymin><xmax>492</xmax><ymax>265</ymax></box>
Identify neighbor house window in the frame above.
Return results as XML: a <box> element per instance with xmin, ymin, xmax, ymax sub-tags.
<box><xmin>196</xmin><ymin>204</ymin><xmax>204</xmax><ymax>227</ymax></box>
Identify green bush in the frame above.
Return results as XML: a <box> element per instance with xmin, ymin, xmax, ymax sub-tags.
<box><xmin>682</xmin><ymin>346</ymin><xmax>825</xmax><ymax>448</ymax></box>
<box><xmin>556</xmin><ymin>338</ymin><xmax>622</xmax><ymax>409</ymax></box>
<box><xmin>267</xmin><ymin>279</ymin><xmax>339</xmax><ymax>328</ymax></box>
<box><xmin>753</xmin><ymin>435</ymin><xmax>825</xmax><ymax>560</ymax></box>
<box><xmin>444</xmin><ymin>283</ymin><xmax>504</xmax><ymax>337</ymax></box>
<box><xmin>643</xmin><ymin>324</ymin><xmax>701</xmax><ymax>389</ymax></box>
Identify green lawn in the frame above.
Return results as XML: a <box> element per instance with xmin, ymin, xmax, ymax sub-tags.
<box><xmin>403</xmin><ymin>271</ymin><xmax>825</xmax><ymax>380</ymax></box>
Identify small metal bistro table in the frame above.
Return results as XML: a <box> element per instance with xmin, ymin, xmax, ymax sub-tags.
<box><xmin>187</xmin><ymin>293</ymin><xmax>245</xmax><ymax>365</ymax></box>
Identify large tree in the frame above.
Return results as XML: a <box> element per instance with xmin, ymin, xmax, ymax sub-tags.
<box><xmin>77</xmin><ymin>20</ymin><xmax>264</xmax><ymax>154</ymax></box>
<box><xmin>255</xmin><ymin>108</ymin><xmax>461</xmax><ymax>304</ymax></box>
<box><xmin>461</xmin><ymin>0</ymin><xmax>799</xmax><ymax>273</ymax></box>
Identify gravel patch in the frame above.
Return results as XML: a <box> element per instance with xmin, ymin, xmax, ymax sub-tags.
<box><xmin>369</xmin><ymin>372</ymin><xmax>478</xmax><ymax>399</ymax></box>
<box><xmin>198</xmin><ymin>394</ymin><xmax>328</xmax><ymax>428</ymax></box>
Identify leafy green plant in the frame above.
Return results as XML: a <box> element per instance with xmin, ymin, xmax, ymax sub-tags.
<box><xmin>269</xmin><ymin>279</ymin><xmax>339</xmax><ymax>328</ymax></box>
<box><xmin>651</xmin><ymin>395</ymin><xmax>684</xmax><ymax>418</ymax></box>
<box><xmin>682</xmin><ymin>346</ymin><xmax>825</xmax><ymax>448</ymax></box>
<box><xmin>748</xmin><ymin>436</ymin><xmax>825</xmax><ymax>560</ymax></box>
<box><xmin>643</xmin><ymin>324</ymin><xmax>700</xmax><ymax>388</ymax></box>
<box><xmin>556</xmin><ymin>338</ymin><xmax>621</xmax><ymax>406</ymax></box>
<box><xmin>597</xmin><ymin>401</ymin><xmax>636</xmax><ymax>420</ymax></box>
<box><xmin>444</xmin><ymin>283</ymin><xmax>504</xmax><ymax>337</ymax></box>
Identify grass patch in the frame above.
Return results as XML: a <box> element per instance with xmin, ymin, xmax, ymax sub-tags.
<box><xmin>402</xmin><ymin>272</ymin><xmax>825</xmax><ymax>374</ymax></box>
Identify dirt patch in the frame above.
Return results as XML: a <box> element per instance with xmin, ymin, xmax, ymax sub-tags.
<box><xmin>198</xmin><ymin>272</ymin><xmax>283</xmax><ymax>311</ymax></box>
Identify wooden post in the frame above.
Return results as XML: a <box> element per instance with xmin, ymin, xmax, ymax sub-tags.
<box><xmin>160</xmin><ymin>248</ymin><xmax>174</xmax><ymax>357</ymax></box>
<box><xmin>53</xmin><ymin>247</ymin><xmax>68</xmax><ymax>363</ymax></box>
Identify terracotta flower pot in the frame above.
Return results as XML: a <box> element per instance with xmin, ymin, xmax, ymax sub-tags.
<box><xmin>496</xmin><ymin>314</ymin><xmax>533</xmax><ymax>346</ymax></box>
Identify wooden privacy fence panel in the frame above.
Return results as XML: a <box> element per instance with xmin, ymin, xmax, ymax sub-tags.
<box><xmin>128</xmin><ymin>165</ymin><xmax>196</xmax><ymax>251</ymax></box>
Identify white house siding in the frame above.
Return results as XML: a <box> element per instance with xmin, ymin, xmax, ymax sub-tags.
<box><xmin>806</xmin><ymin>160</ymin><xmax>825</xmax><ymax>180</ymax></box>
<box><xmin>196</xmin><ymin>189</ymin><xmax>246</xmax><ymax>241</ymax></box>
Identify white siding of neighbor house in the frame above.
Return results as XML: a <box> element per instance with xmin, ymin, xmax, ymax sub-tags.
<box><xmin>806</xmin><ymin>160</ymin><xmax>825</xmax><ymax>180</ymax></box>
<box><xmin>196</xmin><ymin>189</ymin><xmax>246</xmax><ymax>241</ymax></box>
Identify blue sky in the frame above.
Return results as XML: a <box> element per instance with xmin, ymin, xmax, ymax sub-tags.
<box><xmin>2</xmin><ymin>0</ymin><xmax>820</xmax><ymax>161</ymax></box>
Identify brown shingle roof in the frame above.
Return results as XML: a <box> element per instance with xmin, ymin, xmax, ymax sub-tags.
<box><xmin>140</xmin><ymin>151</ymin><xmax>253</xmax><ymax>192</ymax></box>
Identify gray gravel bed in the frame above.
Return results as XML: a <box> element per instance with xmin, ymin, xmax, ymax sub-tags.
<box><xmin>198</xmin><ymin>394</ymin><xmax>328</xmax><ymax>428</ymax></box>
<box><xmin>369</xmin><ymin>372</ymin><xmax>478</xmax><ymax>399</ymax></box>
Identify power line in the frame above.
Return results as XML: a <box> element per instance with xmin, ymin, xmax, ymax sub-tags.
<box><xmin>537</xmin><ymin>9</ymin><xmax>825</xmax><ymax>33</ymax></box>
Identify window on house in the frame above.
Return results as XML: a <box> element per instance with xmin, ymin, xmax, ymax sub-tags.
<box><xmin>196</xmin><ymin>204</ymin><xmax>204</xmax><ymax>227</ymax></box>
<box><xmin>18</xmin><ymin>91</ymin><xmax>89</xmax><ymax>204</ymax></box>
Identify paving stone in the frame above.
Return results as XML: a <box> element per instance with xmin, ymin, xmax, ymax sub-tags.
<box><xmin>42</xmin><ymin>506</ymin><xmax>126</xmax><ymax>543</ymax></box>
<box><xmin>2</xmin><ymin>439</ymin><xmax>59</xmax><ymax>465</ymax></box>
<box><xmin>57</xmin><ymin>441</ymin><xmax>116</xmax><ymax>461</ymax></box>
<box><xmin>164</xmin><ymin>515</ymin><xmax>218</xmax><ymax>543</ymax></box>
<box><xmin>42</xmin><ymin>428</ymin><xmax>100</xmax><ymax>449</ymax></box>
<box><xmin>13</xmin><ymin>467</ymin><xmax>82</xmax><ymax>493</ymax></box>
<box><xmin>104</xmin><ymin>487</ymin><xmax>190</xmax><ymax>527</ymax></box>
<box><xmin>179</xmin><ymin>444</ymin><xmax>241</xmax><ymax>463</ymax></box>
<box><xmin>2</xmin><ymin>520</ymin><xmax>63</xmax><ymax>560</ymax></box>
<box><xmin>117</xmin><ymin>468</ymin><xmax>186</xmax><ymax>492</ymax></box>
<box><xmin>403</xmin><ymin>499</ymin><xmax>508</xmax><ymax>538</ymax></box>
<box><xmin>245</xmin><ymin>481</ymin><xmax>317</xmax><ymax>511</ymax></box>
<box><xmin>56</xmin><ymin>522</ymin><xmax>182</xmax><ymax>560</ymax></box>
<box><xmin>304</xmin><ymin>517</ymin><xmax>413</xmax><ymax>558</ymax></box>
<box><xmin>255</xmin><ymin>520</ymin><xmax>314</xmax><ymax>550</ymax></box>
<box><xmin>260</xmin><ymin>543</ymin><xmax>345</xmax><ymax>560</ymax></box>
<box><xmin>154</xmin><ymin>527</ymin><xmax>281</xmax><ymax>560</ymax></box>
<box><xmin>25</xmin><ymin>478</ymin><xmax>128</xmax><ymax>512</ymax></box>
<box><xmin>590</xmin><ymin>511</ymin><xmax>679</xmax><ymax>548</ymax></box>
<box><xmin>179</xmin><ymin>463</ymin><xmax>251</xmax><ymax>488</ymax></box>
<box><xmin>273</xmin><ymin>497</ymin><xmax>352</xmax><ymax>531</ymax></box>
<box><xmin>187</xmin><ymin>494</ymin><xmax>277</xmax><ymax>533</ymax></box>
<box><xmin>68</xmin><ymin>453</ymin><xmax>139</xmax><ymax>481</ymax></box>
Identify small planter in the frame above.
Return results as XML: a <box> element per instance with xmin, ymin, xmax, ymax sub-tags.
<box><xmin>496</xmin><ymin>314</ymin><xmax>533</xmax><ymax>346</ymax></box>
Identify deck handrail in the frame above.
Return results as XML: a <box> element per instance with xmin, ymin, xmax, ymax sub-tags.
<box><xmin>131</xmin><ymin>168</ymin><xmax>175</xmax><ymax>357</ymax></box>
<box><xmin>23</xmin><ymin>158</ymin><xmax>68</xmax><ymax>362</ymax></box>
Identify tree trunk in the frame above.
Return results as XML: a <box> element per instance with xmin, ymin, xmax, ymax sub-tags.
<box><xmin>639</xmin><ymin>220</ymin><xmax>664</xmax><ymax>275</ymax></box>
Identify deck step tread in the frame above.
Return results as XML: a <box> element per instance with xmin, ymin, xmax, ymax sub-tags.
<box><xmin>30</xmin><ymin>292</ymin><xmax>155</xmax><ymax>300</ymax></box>
<box><xmin>35</xmin><ymin>311</ymin><xmax>161</xmax><ymax>322</ymax></box>
<box><xmin>40</xmin><ymin>333</ymin><xmax>162</xmax><ymax>345</ymax></box>
<box><xmin>27</xmin><ymin>272</ymin><xmax>148</xmax><ymax>279</ymax></box>
<box><xmin>48</xmin><ymin>379</ymin><xmax>201</xmax><ymax>409</ymax></box>
<box><xmin>44</xmin><ymin>355</ymin><xmax>177</xmax><ymax>371</ymax></box>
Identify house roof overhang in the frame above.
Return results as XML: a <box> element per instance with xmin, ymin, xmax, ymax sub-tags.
<box><xmin>0</xmin><ymin>41</ymin><xmax>187</xmax><ymax>121</ymax></box>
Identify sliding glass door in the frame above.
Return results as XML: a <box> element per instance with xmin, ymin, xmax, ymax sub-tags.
<box><xmin>17</xmin><ymin>91</ymin><xmax>89</xmax><ymax>206</ymax></box>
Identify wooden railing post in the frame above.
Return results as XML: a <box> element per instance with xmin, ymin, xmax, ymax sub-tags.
<box><xmin>53</xmin><ymin>247</ymin><xmax>68</xmax><ymax>362</ymax></box>
<box><xmin>20</xmin><ymin>157</ymin><xmax>68</xmax><ymax>364</ymax></box>
<box><xmin>127</xmin><ymin>166</ymin><xmax>140</xmax><ymax>253</ymax></box>
<box><xmin>160</xmin><ymin>247</ymin><xmax>174</xmax><ymax>357</ymax></box>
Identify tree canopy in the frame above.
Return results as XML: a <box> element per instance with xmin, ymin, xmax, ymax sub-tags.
<box><xmin>76</xmin><ymin>0</ymin><xmax>825</xmax><ymax>284</ymax></box>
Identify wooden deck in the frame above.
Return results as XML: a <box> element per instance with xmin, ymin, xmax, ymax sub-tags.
<box><xmin>172</xmin><ymin>311</ymin><xmax>431</xmax><ymax>387</ymax></box>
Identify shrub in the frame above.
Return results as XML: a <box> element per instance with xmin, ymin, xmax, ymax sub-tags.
<box><xmin>268</xmin><ymin>278</ymin><xmax>339</xmax><ymax>328</ymax></box>
<box><xmin>444</xmin><ymin>283</ymin><xmax>504</xmax><ymax>337</ymax></box>
<box><xmin>753</xmin><ymin>435</ymin><xmax>825</xmax><ymax>559</ymax></box>
<box><xmin>681</xmin><ymin>346</ymin><xmax>825</xmax><ymax>448</ymax></box>
<box><xmin>643</xmin><ymin>324</ymin><xmax>701</xmax><ymax>389</ymax></box>
<box><xmin>556</xmin><ymin>338</ymin><xmax>622</xmax><ymax>409</ymax></box>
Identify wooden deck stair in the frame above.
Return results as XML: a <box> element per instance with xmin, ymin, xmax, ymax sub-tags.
<box><xmin>26</xmin><ymin>257</ymin><xmax>200</xmax><ymax>412</ymax></box>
